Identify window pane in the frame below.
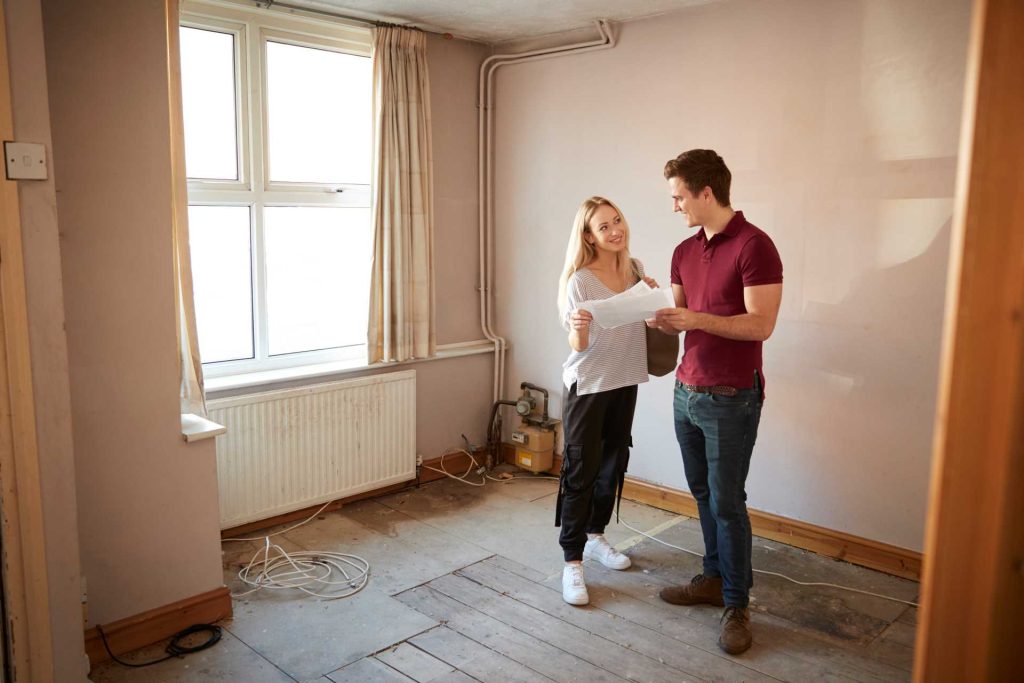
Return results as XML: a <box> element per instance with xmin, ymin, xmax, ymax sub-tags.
<box><xmin>266</xmin><ymin>41</ymin><xmax>371</xmax><ymax>185</ymax></box>
<box><xmin>180</xmin><ymin>27</ymin><xmax>238</xmax><ymax>180</ymax></box>
<box><xmin>264</xmin><ymin>207</ymin><xmax>371</xmax><ymax>355</ymax></box>
<box><xmin>189</xmin><ymin>206</ymin><xmax>254</xmax><ymax>362</ymax></box>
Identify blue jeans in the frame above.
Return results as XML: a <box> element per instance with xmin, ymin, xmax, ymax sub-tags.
<box><xmin>673</xmin><ymin>380</ymin><xmax>762</xmax><ymax>608</ymax></box>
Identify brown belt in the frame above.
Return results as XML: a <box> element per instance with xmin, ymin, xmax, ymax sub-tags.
<box><xmin>680</xmin><ymin>383</ymin><xmax>739</xmax><ymax>397</ymax></box>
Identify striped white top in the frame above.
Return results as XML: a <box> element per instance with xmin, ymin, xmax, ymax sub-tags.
<box><xmin>562</xmin><ymin>262</ymin><xmax>649</xmax><ymax>396</ymax></box>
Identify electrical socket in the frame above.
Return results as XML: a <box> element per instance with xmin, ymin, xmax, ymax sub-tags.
<box><xmin>416</xmin><ymin>454</ymin><xmax>423</xmax><ymax>467</ymax></box>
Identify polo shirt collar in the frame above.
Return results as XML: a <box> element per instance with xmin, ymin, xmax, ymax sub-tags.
<box><xmin>697</xmin><ymin>210</ymin><xmax>745</xmax><ymax>242</ymax></box>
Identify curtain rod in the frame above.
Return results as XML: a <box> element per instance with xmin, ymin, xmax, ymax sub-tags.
<box><xmin>257</xmin><ymin>0</ymin><xmax>425</xmax><ymax>31</ymax></box>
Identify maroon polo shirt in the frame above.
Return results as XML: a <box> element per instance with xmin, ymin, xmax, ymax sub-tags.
<box><xmin>669</xmin><ymin>211</ymin><xmax>783</xmax><ymax>395</ymax></box>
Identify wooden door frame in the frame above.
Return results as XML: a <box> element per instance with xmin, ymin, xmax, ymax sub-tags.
<box><xmin>0</xmin><ymin>1</ymin><xmax>57</xmax><ymax>680</ymax></box>
<box><xmin>915</xmin><ymin>0</ymin><xmax>1024</xmax><ymax>680</ymax></box>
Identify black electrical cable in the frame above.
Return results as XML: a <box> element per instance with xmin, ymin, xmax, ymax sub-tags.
<box><xmin>486</xmin><ymin>399</ymin><xmax>517</xmax><ymax>462</ymax></box>
<box><xmin>96</xmin><ymin>623</ymin><xmax>222</xmax><ymax>668</ymax></box>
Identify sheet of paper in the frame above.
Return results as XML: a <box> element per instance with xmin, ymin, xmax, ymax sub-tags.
<box><xmin>580</xmin><ymin>282</ymin><xmax>675</xmax><ymax>329</ymax></box>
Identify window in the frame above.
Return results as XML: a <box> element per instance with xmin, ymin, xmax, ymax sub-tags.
<box><xmin>180</xmin><ymin>2</ymin><xmax>372</xmax><ymax>376</ymax></box>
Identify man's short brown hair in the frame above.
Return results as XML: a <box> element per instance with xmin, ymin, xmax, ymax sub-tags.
<box><xmin>664</xmin><ymin>149</ymin><xmax>731</xmax><ymax>207</ymax></box>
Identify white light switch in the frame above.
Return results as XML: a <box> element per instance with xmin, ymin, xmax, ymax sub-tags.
<box><xmin>4</xmin><ymin>141</ymin><xmax>48</xmax><ymax>180</ymax></box>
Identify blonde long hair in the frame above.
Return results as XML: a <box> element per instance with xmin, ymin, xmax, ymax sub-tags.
<box><xmin>557</xmin><ymin>196</ymin><xmax>634</xmax><ymax>327</ymax></box>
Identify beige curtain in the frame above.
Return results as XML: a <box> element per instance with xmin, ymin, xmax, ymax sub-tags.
<box><xmin>166</xmin><ymin>0</ymin><xmax>206</xmax><ymax>415</ymax></box>
<box><xmin>367</xmin><ymin>26</ymin><xmax>436</xmax><ymax>363</ymax></box>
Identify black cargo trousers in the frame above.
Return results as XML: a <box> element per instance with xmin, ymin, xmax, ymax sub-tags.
<box><xmin>556</xmin><ymin>382</ymin><xmax>637</xmax><ymax>562</ymax></box>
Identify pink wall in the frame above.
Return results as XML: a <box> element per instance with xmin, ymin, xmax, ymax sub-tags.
<box><xmin>413</xmin><ymin>33</ymin><xmax>496</xmax><ymax>454</ymax></box>
<box><xmin>429</xmin><ymin>33</ymin><xmax>491</xmax><ymax>347</ymax></box>
<box><xmin>42</xmin><ymin>0</ymin><xmax>224</xmax><ymax>624</ymax></box>
<box><xmin>493</xmin><ymin>0</ymin><xmax>971</xmax><ymax>551</ymax></box>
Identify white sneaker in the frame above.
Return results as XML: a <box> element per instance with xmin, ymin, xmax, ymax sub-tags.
<box><xmin>562</xmin><ymin>564</ymin><xmax>589</xmax><ymax>605</ymax></box>
<box><xmin>584</xmin><ymin>534</ymin><xmax>632</xmax><ymax>570</ymax></box>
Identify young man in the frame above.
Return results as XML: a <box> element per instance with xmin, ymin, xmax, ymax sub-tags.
<box><xmin>652</xmin><ymin>149</ymin><xmax>783</xmax><ymax>655</ymax></box>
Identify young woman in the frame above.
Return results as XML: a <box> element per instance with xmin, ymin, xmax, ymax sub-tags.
<box><xmin>556</xmin><ymin>196</ymin><xmax>657</xmax><ymax>605</ymax></box>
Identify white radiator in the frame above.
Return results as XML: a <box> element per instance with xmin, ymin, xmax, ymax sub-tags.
<box><xmin>208</xmin><ymin>370</ymin><xmax>416</xmax><ymax>529</ymax></box>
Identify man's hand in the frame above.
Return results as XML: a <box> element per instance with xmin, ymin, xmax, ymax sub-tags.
<box><xmin>569</xmin><ymin>309</ymin><xmax>593</xmax><ymax>331</ymax></box>
<box><xmin>654</xmin><ymin>307</ymin><xmax>702</xmax><ymax>333</ymax></box>
<box><xmin>652</xmin><ymin>283</ymin><xmax>782</xmax><ymax>341</ymax></box>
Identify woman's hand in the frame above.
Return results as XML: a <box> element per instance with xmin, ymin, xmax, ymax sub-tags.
<box><xmin>568</xmin><ymin>309</ymin><xmax>593</xmax><ymax>352</ymax></box>
<box><xmin>569</xmin><ymin>309</ymin><xmax>593</xmax><ymax>331</ymax></box>
<box><xmin>642</xmin><ymin>276</ymin><xmax>659</xmax><ymax>289</ymax></box>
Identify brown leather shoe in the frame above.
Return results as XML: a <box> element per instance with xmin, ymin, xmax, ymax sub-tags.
<box><xmin>658</xmin><ymin>574</ymin><xmax>725</xmax><ymax>606</ymax></box>
<box><xmin>718</xmin><ymin>606</ymin><xmax>752</xmax><ymax>655</ymax></box>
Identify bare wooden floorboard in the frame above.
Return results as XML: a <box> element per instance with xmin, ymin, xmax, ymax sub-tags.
<box><xmin>432</xmin><ymin>671</ymin><xmax>477</xmax><ymax>683</ymax></box>
<box><xmin>865</xmin><ymin>621</ymin><xmax>916</xmax><ymax>672</ymax></box>
<box><xmin>410</xmin><ymin>626</ymin><xmax>556</xmax><ymax>683</ymax></box>
<box><xmin>427</xmin><ymin>572</ymin><xmax>708</xmax><ymax>683</ymax></box>
<box><xmin>875</xmin><ymin>620</ymin><xmax>915</xmax><ymax>649</ymax></box>
<box><xmin>895</xmin><ymin>606</ymin><xmax>917</xmax><ymax>627</ymax></box>
<box><xmin>395</xmin><ymin>585</ymin><xmax>626</xmax><ymax>682</ymax></box>
<box><xmin>457</xmin><ymin>559</ymin><xmax>782</xmax><ymax>683</ymax></box>
<box><xmin>376</xmin><ymin>642</ymin><xmax>456</xmax><ymax>682</ymax></box>
<box><xmin>326</xmin><ymin>655</ymin><xmax>415</xmax><ymax>682</ymax></box>
<box><xmin>489</xmin><ymin>555</ymin><xmax>910</xmax><ymax>683</ymax></box>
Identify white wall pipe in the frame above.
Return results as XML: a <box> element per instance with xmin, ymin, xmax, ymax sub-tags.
<box><xmin>477</xmin><ymin>21</ymin><xmax>616</xmax><ymax>403</ymax></box>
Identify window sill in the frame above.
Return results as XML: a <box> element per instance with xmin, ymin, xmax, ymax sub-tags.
<box><xmin>181</xmin><ymin>413</ymin><xmax>227</xmax><ymax>442</ymax></box>
<box><xmin>204</xmin><ymin>339</ymin><xmax>497</xmax><ymax>395</ymax></box>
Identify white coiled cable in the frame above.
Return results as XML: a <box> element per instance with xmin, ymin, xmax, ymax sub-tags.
<box><xmin>232</xmin><ymin>537</ymin><xmax>369</xmax><ymax>600</ymax></box>
<box><xmin>223</xmin><ymin>501</ymin><xmax>370</xmax><ymax>601</ymax></box>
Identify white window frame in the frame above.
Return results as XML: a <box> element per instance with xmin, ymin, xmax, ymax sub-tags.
<box><xmin>181</xmin><ymin>0</ymin><xmax>373</xmax><ymax>379</ymax></box>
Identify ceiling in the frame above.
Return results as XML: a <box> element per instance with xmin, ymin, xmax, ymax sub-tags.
<box><xmin>281</xmin><ymin>0</ymin><xmax>715</xmax><ymax>44</ymax></box>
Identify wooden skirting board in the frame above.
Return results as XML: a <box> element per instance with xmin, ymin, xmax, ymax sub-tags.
<box><xmin>621</xmin><ymin>478</ymin><xmax>922</xmax><ymax>580</ymax></box>
<box><xmin>84</xmin><ymin>586</ymin><xmax>232</xmax><ymax>668</ymax></box>
<box><xmin>500</xmin><ymin>444</ymin><xmax>921</xmax><ymax>581</ymax></box>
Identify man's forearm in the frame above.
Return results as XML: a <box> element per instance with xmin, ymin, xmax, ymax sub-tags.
<box><xmin>693</xmin><ymin>311</ymin><xmax>775</xmax><ymax>342</ymax></box>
